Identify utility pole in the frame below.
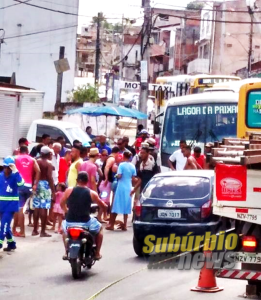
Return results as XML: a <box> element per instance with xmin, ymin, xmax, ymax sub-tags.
<box><xmin>119</xmin><ymin>15</ymin><xmax>125</xmax><ymax>81</ymax></box>
<box><xmin>247</xmin><ymin>5</ymin><xmax>254</xmax><ymax>78</ymax></box>
<box><xmin>95</xmin><ymin>12</ymin><xmax>102</xmax><ymax>87</ymax></box>
<box><xmin>139</xmin><ymin>0</ymin><xmax>151</xmax><ymax>129</ymax></box>
<box><xmin>55</xmin><ymin>46</ymin><xmax>65</xmax><ymax>114</ymax></box>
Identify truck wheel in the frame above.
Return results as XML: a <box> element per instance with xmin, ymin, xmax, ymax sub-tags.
<box><xmin>133</xmin><ymin>236</ymin><xmax>146</xmax><ymax>257</ymax></box>
<box><xmin>71</xmin><ymin>258</ymin><xmax>82</xmax><ymax>279</ymax></box>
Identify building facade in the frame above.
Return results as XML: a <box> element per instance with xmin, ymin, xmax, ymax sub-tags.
<box><xmin>0</xmin><ymin>0</ymin><xmax>79</xmax><ymax>112</ymax></box>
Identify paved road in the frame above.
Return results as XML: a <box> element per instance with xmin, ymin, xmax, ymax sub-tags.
<box><xmin>0</xmin><ymin>222</ymin><xmax>246</xmax><ymax>300</ymax></box>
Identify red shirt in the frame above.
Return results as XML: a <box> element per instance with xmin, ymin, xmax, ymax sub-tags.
<box><xmin>193</xmin><ymin>154</ymin><xmax>205</xmax><ymax>169</ymax></box>
<box><xmin>59</xmin><ymin>158</ymin><xmax>71</xmax><ymax>183</ymax></box>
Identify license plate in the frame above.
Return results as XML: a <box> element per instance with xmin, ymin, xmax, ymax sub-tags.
<box><xmin>158</xmin><ymin>209</ymin><xmax>181</xmax><ymax>219</ymax></box>
<box><xmin>234</xmin><ymin>252</ymin><xmax>261</xmax><ymax>264</ymax></box>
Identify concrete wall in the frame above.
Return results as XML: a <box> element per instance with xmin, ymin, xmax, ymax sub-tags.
<box><xmin>212</xmin><ymin>0</ymin><xmax>261</xmax><ymax>75</ymax></box>
<box><xmin>0</xmin><ymin>0</ymin><xmax>78</xmax><ymax>112</ymax></box>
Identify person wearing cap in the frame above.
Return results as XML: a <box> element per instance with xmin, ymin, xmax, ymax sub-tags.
<box><xmin>97</xmin><ymin>135</ymin><xmax>111</xmax><ymax>155</ymax></box>
<box><xmin>32</xmin><ymin>146</ymin><xmax>56</xmax><ymax>237</ymax></box>
<box><xmin>131</xmin><ymin>147</ymin><xmax>159</xmax><ymax>199</ymax></box>
<box><xmin>0</xmin><ymin>156</ymin><xmax>24</xmax><ymax>251</ymax></box>
<box><xmin>12</xmin><ymin>146</ymin><xmax>40</xmax><ymax>237</ymax></box>
<box><xmin>80</xmin><ymin>148</ymin><xmax>99</xmax><ymax>194</ymax></box>
<box><xmin>13</xmin><ymin>137</ymin><xmax>30</xmax><ymax>156</ymax></box>
<box><xmin>133</xmin><ymin>129</ymin><xmax>149</xmax><ymax>154</ymax></box>
<box><xmin>146</xmin><ymin>137</ymin><xmax>161</xmax><ymax>173</ymax></box>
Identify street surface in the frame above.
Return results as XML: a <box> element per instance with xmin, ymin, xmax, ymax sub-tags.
<box><xmin>0</xmin><ymin>221</ymin><xmax>247</xmax><ymax>300</ymax></box>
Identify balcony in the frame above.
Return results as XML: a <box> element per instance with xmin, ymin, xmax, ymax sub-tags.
<box><xmin>187</xmin><ymin>58</ymin><xmax>210</xmax><ymax>75</ymax></box>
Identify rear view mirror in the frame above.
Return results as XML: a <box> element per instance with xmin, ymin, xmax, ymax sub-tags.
<box><xmin>154</xmin><ymin>121</ymin><xmax>161</xmax><ymax>135</ymax></box>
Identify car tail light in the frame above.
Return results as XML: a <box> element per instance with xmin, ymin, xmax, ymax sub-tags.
<box><xmin>201</xmin><ymin>200</ymin><xmax>212</xmax><ymax>219</ymax></box>
<box><xmin>242</xmin><ymin>236</ymin><xmax>257</xmax><ymax>252</ymax></box>
<box><xmin>134</xmin><ymin>200</ymin><xmax>142</xmax><ymax>217</ymax></box>
<box><xmin>68</xmin><ymin>228</ymin><xmax>84</xmax><ymax>240</ymax></box>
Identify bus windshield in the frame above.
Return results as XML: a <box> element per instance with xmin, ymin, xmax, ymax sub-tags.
<box><xmin>162</xmin><ymin>103</ymin><xmax>238</xmax><ymax>155</ymax></box>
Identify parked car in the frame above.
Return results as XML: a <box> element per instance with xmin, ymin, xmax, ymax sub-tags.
<box><xmin>27</xmin><ymin>119</ymin><xmax>91</xmax><ymax>150</ymax></box>
<box><xmin>133</xmin><ymin>170</ymin><xmax>221</xmax><ymax>256</ymax></box>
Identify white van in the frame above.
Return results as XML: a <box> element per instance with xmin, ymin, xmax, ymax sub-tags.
<box><xmin>27</xmin><ymin>119</ymin><xmax>91</xmax><ymax>149</ymax></box>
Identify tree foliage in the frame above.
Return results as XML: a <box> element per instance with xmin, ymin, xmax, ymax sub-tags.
<box><xmin>92</xmin><ymin>15</ymin><xmax>123</xmax><ymax>33</ymax></box>
<box><xmin>66</xmin><ymin>84</ymin><xmax>99</xmax><ymax>103</ymax></box>
<box><xmin>186</xmin><ymin>1</ymin><xmax>205</xmax><ymax>10</ymax></box>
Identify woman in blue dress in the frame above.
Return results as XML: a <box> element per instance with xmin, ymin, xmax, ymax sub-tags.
<box><xmin>107</xmin><ymin>151</ymin><xmax>136</xmax><ymax>231</ymax></box>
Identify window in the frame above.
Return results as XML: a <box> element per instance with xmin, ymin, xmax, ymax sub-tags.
<box><xmin>159</xmin><ymin>14</ymin><xmax>169</xmax><ymax>21</ymax></box>
<box><xmin>247</xmin><ymin>90</ymin><xmax>261</xmax><ymax>128</ymax></box>
<box><xmin>143</xmin><ymin>177</ymin><xmax>210</xmax><ymax>200</ymax></box>
<box><xmin>36</xmin><ymin>125</ymin><xmax>70</xmax><ymax>144</ymax></box>
<box><xmin>161</xmin><ymin>103</ymin><xmax>237</xmax><ymax>155</ymax></box>
<box><xmin>227</xmin><ymin>44</ymin><xmax>233</xmax><ymax>48</ymax></box>
<box><xmin>203</xmin><ymin>44</ymin><xmax>209</xmax><ymax>59</ymax></box>
<box><xmin>255</xmin><ymin>45</ymin><xmax>260</xmax><ymax>49</ymax></box>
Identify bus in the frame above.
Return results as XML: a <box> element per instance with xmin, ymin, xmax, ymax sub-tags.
<box><xmin>159</xmin><ymin>80</ymin><xmax>261</xmax><ymax>172</ymax></box>
<box><xmin>203</xmin><ymin>78</ymin><xmax>261</xmax><ymax>93</ymax></box>
<box><xmin>188</xmin><ymin>75</ymin><xmax>241</xmax><ymax>94</ymax></box>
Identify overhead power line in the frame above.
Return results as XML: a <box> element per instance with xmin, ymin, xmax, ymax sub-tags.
<box><xmin>158</xmin><ymin>13</ymin><xmax>261</xmax><ymax>24</ymax></box>
<box><xmin>13</xmin><ymin>0</ymin><xmax>138</xmax><ymax>20</ymax></box>
<box><xmin>153</xmin><ymin>3</ymin><xmax>261</xmax><ymax>14</ymax></box>
<box><xmin>4</xmin><ymin>24</ymin><xmax>77</xmax><ymax>40</ymax></box>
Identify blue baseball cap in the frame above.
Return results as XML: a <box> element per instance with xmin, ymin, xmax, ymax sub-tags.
<box><xmin>3</xmin><ymin>156</ymin><xmax>15</xmax><ymax>167</ymax></box>
<box><xmin>83</xmin><ymin>142</ymin><xmax>91</xmax><ymax>147</ymax></box>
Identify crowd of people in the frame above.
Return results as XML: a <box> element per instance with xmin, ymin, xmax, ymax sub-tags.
<box><xmin>168</xmin><ymin>140</ymin><xmax>213</xmax><ymax>171</ymax></box>
<box><xmin>0</xmin><ymin>125</ymin><xmax>161</xmax><ymax>258</ymax></box>
<box><xmin>0</xmin><ymin>121</ymin><xmax>214</xmax><ymax>257</ymax></box>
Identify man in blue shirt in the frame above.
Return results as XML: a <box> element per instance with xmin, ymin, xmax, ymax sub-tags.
<box><xmin>0</xmin><ymin>156</ymin><xmax>24</xmax><ymax>251</ymax></box>
<box><xmin>86</xmin><ymin>126</ymin><xmax>96</xmax><ymax>140</ymax></box>
<box><xmin>97</xmin><ymin>135</ymin><xmax>111</xmax><ymax>155</ymax></box>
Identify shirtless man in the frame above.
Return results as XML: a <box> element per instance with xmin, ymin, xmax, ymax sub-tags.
<box><xmin>182</xmin><ymin>146</ymin><xmax>199</xmax><ymax>170</ymax></box>
<box><xmin>32</xmin><ymin>146</ymin><xmax>56</xmax><ymax>237</ymax></box>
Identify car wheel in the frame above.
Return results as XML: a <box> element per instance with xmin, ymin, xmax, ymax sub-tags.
<box><xmin>133</xmin><ymin>236</ymin><xmax>146</xmax><ymax>257</ymax></box>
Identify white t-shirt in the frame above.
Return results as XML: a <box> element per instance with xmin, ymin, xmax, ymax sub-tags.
<box><xmin>52</xmin><ymin>154</ymin><xmax>60</xmax><ymax>185</ymax></box>
<box><xmin>169</xmin><ymin>149</ymin><xmax>187</xmax><ymax>171</ymax></box>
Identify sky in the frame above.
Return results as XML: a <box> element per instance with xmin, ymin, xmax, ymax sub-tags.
<box><xmin>78</xmin><ymin>0</ymin><xmax>192</xmax><ymax>29</ymax></box>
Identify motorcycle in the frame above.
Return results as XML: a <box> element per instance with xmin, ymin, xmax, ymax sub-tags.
<box><xmin>64</xmin><ymin>204</ymin><xmax>98</xmax><ymax>279</ymax></box>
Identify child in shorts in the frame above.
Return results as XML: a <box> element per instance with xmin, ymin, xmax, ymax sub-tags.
<box><xmin>52</xmin><ymin>183</ymin><xmax>66</xmax><ymax>233</ymax></box>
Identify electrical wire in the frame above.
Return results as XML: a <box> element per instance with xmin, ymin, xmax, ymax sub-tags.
<box><xmin>4</xmin><ymin>24</ymin><xmax>77</xmax><ymax>40</ymax></box>
<box><xmin>13</xmin><ymin>0</ymin><xmax>140</xmax><ymax>20</ymax></box>
<box><xmin>153</xmin><ymin>2</ymin><xmax>261</xmax><ymax>14</ymax></box>
<box><xmin>0</xmin><ymin>1</ymin><xmax>24</xmax><ymax>9</ymax></box>
<box><xmin>100</xmin><ymin>27</ymin><xmax>143</xmax><ymax>67</ymax></box>
<box><xmin>154</xmin><ymin>13</ymin><xmax>261</xmax><ymax>24</ymax></box>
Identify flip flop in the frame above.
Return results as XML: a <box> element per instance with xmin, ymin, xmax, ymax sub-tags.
<box><xmin>13</xmin><ymin>232</ymin><xmax>25</xmax><ymax>237</ymax></box>
<box><xmin>94</xmin><ymin>255</ymin><xmax>102</xmax><ymax>261</ymax></box>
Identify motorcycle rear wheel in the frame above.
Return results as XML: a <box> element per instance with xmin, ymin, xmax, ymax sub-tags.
<box><xmin>71</xmin><ymin>258</ymin><xmax>82</xmax><ymax>279</ymax></box>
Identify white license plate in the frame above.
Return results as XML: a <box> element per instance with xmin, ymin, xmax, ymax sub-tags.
<box><xmin>158</xmin><ymin>209</ymin><xmax>181</xmax><ymax>219</ymax></box>
<box><xmin>234</xmin><ymin>252</ymin><xmax>261</xmax><ymax>264</ymax></box>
